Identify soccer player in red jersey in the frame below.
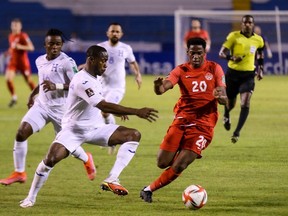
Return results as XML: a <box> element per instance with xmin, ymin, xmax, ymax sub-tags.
<box><xmin>5</xmin><ymin>18</ymin><xmax>36</xmax><ymax>107</ymax></box>
<box><xmin>184</xmin><ymin>19</ymin><xmax>211</xmax><ymax>52</ymax></box>
<box><xmin>140</xmin><ymin>37</ymin><xmax>228</xmax><ymax>203</ymax></box>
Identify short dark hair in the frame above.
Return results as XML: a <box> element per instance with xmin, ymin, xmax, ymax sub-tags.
<box><xmin>45</xmin><ymin>28</ymin><xmax>66</xmax><ymax>42</ymax></box>
<box><xmin>86</xmin><ymin>45</ymin><xmax>107</xmax><ymax>58</ymax></box>
<box><xmin>12</xmin><ymin>18</ymin><xmax>22</xmax><ymax>23</ymax></box>
<box><xmin>109</xmin><ymin>22</ymin><xmax>121</xmax><ymax>27</ymax></box>
<box><xmin>242</xmin><ymin>15</ymin><xmax>254</xmax><ymax>22</ymax></box>
<box><xmin>187</xmin><ymin>37</ymin><xmax>206</xmax><ymax>50</ymax></box>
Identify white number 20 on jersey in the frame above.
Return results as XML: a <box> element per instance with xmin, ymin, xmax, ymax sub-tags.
<box><xmin>192</xmin><ymin>81</ymin><xmax>207</xmax><ymax>92</ymax></box>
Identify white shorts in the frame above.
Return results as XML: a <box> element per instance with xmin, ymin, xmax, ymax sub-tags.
<box><xmin>21</xmin><ymin>103</ymin><xmax>64</xmax><ymax>133</ymax></box>
<box><xmin>103</xmin><ymin>89</ymin><xmax>124</xmax><ymax>104</ymax></box>
<box><xmin>53</xmin><ymin>124</ymin><xmax>120</xmax><ymax>153</ymax></box>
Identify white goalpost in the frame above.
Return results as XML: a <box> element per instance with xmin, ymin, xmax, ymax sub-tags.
<box><xmin>174</xmin><ymin>8</ymin><xmax>288</xmax><ymax>74</ymax></box>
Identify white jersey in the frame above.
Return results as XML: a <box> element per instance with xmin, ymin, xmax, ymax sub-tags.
<box><xmin>97</xmin><ymin>41</ymin><xmax>136</xmax><ymax>92</ymax></box>
<box><xmin>61</xmin><ymin>69</ymin><xmax>106</xmax><ymax>130</ymax></box>
<box><xmin>35</xmin><ymin>52</ymin><xmax>78</xmax><ymax>108</ymax></box>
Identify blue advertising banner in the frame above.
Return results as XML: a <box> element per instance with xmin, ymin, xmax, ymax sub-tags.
<box><xmin>27</xmin><ymin>51</ymin><xmax>288</xmax><ymax>75</ymax></box>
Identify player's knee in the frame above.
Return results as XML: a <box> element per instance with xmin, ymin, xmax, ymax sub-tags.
<box><xmin>127</xmin><ymin>129</ymin><xmax>141</xmax><ymax>142</ymax></box>
<box><xmin>16</xmin><ymin>122</ymin><xmax>33</xmax><ymax>141</ymax></box>
<box><xmin>157</xmin><ymin>158</ymin><xmax>170</xmax><ymax>169</ymax></box>
<box><xmin>44</xmin><ymin>154</ymin><xmax>61</xmax><ymax>167</ymax></box>
<box><xmin>16</xmin><ymin>128</ymin><xmax>29</xmax><ymax>141</ymax></box>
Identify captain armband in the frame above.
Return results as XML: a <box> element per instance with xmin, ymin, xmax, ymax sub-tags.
<box><xmin>55</xmin><ymin>83</ymin><xmax>64</xmax><ymax>90</ymax></box>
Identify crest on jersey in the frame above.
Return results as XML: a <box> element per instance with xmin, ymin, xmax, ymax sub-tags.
<box><xmin>85</xmin><ymin>88</ymin><xmax>95</xmax><ymax>97</ymax></box>
<box><xmin>205</xmin><ymin>72</ymin><xmax>213</xmax><ymax>80</ymax></box>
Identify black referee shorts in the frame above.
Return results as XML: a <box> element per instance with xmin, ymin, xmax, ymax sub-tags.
<box><xmin>225</xmin><ymin>67</ymin><xmax>255</xmax><ymax>99</ymax></box>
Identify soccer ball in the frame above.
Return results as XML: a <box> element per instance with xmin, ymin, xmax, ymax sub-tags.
<box><xmin>182</xmin><ymin>184</ymin><xmax>208</xmax><ymax>210</ymax></box>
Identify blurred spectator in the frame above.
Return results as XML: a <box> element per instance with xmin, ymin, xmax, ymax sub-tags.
<box><xmin>184</xmin><ymin>19</ymin><xmax>211</xmax><ymax>52</ymax></box>
<box><xmin>5</xmin><ymin>18</ymin><xmax>36</xmax><ymax>108</ymax></box>
<box><xmin>62</xmin><ymin>32</ymin><xmax>84</xmax><ymax>52</ymax></box>
<box><xmin>254</xmin><ymin>25</ymin><xmax>273</xmax><ymax>59</ymax></box>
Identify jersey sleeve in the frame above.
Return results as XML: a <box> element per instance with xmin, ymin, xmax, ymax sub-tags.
<box><xmin>75</xmin><ymin>77</ymin><xmax>104</xmax><ymax>107</ymax></box>
<box><xmin>22</xmin><ymin>32</ymin><xmax>31</xmax><ymax>43</ymax></box>
<box><xmin>258</xmin><ymin>35</ymin><xmax>265</xmax><ymax>50</ymax></box>
<box><xmin>64</xmin><ymin>58</ymin><xmax>79</xmax><ymax>81</ymax></box>
<box><xmin>166</xmin><ymin>66</ymin><xmax>181</xmax><ymax>86</ymax></box>
<box><xmin>125</xmin><ymin>45</ymin><xmax>136</xmax><ymax>63</ymax></box>
<box><xmin>214</xmin><ymin>63</ymin><xmax>226</xmax><ymax>87</ymax></box>
<box><xmin>222</xmin><ymin>32</ymin><xmax>235</xmax><ymax>49</ymax></box>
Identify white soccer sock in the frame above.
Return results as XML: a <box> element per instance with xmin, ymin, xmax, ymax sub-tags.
<box><xmin>105</xmin><ymin>141</ymin><xmax>139</xmax><ymax>182</ymax></box>
<box><xmin>27</xmin><ymin>160</ymin><xmax>53</xmax><ymax>202</ymax></box>
<box><xmin>12</xmin><ymin>95</ymin><xmax>17</xmax><ymax>100</ymax></box>
<box><xmin>71</xmin><ymin>146</ymin><xmax>88</xmax><ymax>162</ymax></box>
<box><xmin>13</xmin><ymin>140</ymin><xmax>28</xmax><ymax>172</ymax></box>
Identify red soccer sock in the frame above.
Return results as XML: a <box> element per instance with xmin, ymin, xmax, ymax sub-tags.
<box><xmin>149</xmin><ymin>167</ymin><xmax>181</xmax><ymax>192</ymax></box>
<box><xmin>7</xmin><ymin>80</ymin><xmax>15</xmax><ymax>96</ymax></box>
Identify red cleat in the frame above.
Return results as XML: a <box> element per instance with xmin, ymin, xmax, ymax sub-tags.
<box><xmin>0</xmin><ymin>171</ymin><xmax>27</xmax><ymax>185</ymax></box>
<box><xmin>101</xmin><ymin>181</ymin><xmax>129</xmax><ymax>196</ymax></box>
<box><xmin>84</xmin><ymin>152</ymin><xmax>96</xmax><ymax>180</ymax></box>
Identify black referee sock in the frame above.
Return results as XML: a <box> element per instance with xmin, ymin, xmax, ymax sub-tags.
<box><xmin>234</xmin><ymin>107</ymin><xmax>249</xmax><ymax>136</ymax></box>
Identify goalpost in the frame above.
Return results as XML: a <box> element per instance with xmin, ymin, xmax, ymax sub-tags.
<box><xmin>174</xmin><ymin>8</ymin><xmax>288</xmax><ymax>74</ymax></box>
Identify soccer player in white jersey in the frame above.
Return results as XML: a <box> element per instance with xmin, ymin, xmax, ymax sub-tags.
<box><xmin>0</xmin><ymin>29</ymin><xmax>96</xmax><ymax>186</ymax></box>
<box><xmin>19</xmin><ymin>45</ymin><xmax>158</xmax><ymax>208</ymax></box>
<box><xmin>98</xmin><ymin>23</ymin><xmax>142</xmax><ymax>154</ymax></box>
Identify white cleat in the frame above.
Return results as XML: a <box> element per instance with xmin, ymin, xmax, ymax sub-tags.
<box><xmin>19</xmin><ymin>198</ymin><xmax>35</xmax><ymax>208</ymax></box>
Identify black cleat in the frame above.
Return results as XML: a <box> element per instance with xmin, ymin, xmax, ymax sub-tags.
<box><xmin>140</xmin><ymin>187</ymin><xmax>153</xmax><ymax>203</ymax></box>
<box><xmin>8</xmin><ymin>99</ymin><xmax>17</xmax><ymax>108</ymax></box>
<box><xmin>231</xmin><ymin>132</ymin><xmax>239</xmax><ymax>144</ymax></box>
<box><xmin>223</xmin><ymin>117</ymin><xmax>231</xmax><ymax>131</ymax></box>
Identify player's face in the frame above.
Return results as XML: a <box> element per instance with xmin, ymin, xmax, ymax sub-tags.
<box><xmin>241</xmin><ymin>17</ymin><xmax>254</xmax><ymax>36</ymax></box>
<box><xmin>107</xmin><ymin>25</ymin><xmax>123</xmax><ymax>45</ymax></box>
<box><xmin>187</xmin><ymin>45</ymin><xmax>205</xmax><ymax>68</ymax></box>
<box><xmin>92</xmin><ymin>51</ymin><xmax>108</xmax><ymax>76</ymax></box>
<box><xmin>11</xmin><ymin>21</ymin><xmax>22</xmax><ymax>34</ymax></box>
<box><xmin>44</xmin><ymin>35</ymin><xmax>63</xmax><ymax>60</ymax></box>
<box><xmin>191</xmin><ymin>20</ymin><xmax>201</xmax><ymax>32</ymax></box>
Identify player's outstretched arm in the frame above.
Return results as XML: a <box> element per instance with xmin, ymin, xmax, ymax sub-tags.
<box><xmin>96</xmin><ymin>100</ymin><xmax>158</xmax><ymax>122</ymax></box>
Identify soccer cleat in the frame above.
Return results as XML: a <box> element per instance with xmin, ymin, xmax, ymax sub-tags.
<box><xmin>0</xmin><ymin>171</ymin><xmax>27</xmax><ymax>185</ymax></box>
<box><xmin>8</xmin><ymin>99</ymin><xmax>17</xmax><ymax>108</ymax></box>
<box><xmin>140</xmin><ymin>187</ymin><xmax>153</xmax><ymax>203</ymax></box>
<box><xmin>19</xmin><ymin>198</ymin><xmax>35</xmax><ymax>208</ymax></box>
<box><xmin>223</xmin><ymin>117</ymin><xmax>231</xmax><ymax>131</ymax></box>
<box><xmin>83</xmin><ymin>152</ymin><xmax>96</xmax><ymax>181</ymax></box>
<box><xmin>100</xmin><ymin>180</ymin><xmax>129</xmax><ymax>196</ymax></box>
<box><xmin>231</xmin><ymin>132</ymin><xmax>239</xmax><ymax>144</ymax></box>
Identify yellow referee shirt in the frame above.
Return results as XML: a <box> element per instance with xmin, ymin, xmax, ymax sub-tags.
<box><xmin>222</xmin><ymin>31</ymin><xmax>264</xmax><ymax>71</ymax></box>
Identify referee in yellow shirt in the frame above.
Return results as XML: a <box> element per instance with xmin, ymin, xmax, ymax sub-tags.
<box><xmin>219</xmin><ymin>15</ymin><xmax>264</xmax><ymax>143</ymax></box>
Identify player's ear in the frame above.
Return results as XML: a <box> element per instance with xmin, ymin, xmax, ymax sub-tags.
<box><xmin>88</xmin><ymin>56</ymin><xmax>95</xmax><ymax>63</ymax></box>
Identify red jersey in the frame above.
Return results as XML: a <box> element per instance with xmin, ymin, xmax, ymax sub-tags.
<box><xmin>7</xmin><ymin>32</ymin><xmax>31</xmax><ymax>71</ymax></box>
<box><xmin>184</xmin><ymin>30</ymin><xmax>210</xmax><ymax>43</ymax></box>
<box><xmin>166</xmin><ymin>60</ymin><xmax>225</xmax><ymax>127</ymax></box>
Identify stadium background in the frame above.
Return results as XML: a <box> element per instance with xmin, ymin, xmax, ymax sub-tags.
<box><xmin>0</xmin><ymin>0</ymin><xmax>287</xmax><ymax>75</ymax></box>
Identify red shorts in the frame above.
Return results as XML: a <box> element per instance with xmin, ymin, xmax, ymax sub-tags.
<box><xmin>160</xmin><ymin>119</ymin><xmax>214</xmax><ymax>158</ymax></box>
<box><xmin>7</xmin><ymin>58</ymin><xmax>31</xmax><ymax>75</ymax></box>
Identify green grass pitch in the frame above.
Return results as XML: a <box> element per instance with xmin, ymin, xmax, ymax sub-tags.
<box><xmin>0</xmin><ymin>74</ymin><xmax>287</xmax><ymax>216</ymax></box>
